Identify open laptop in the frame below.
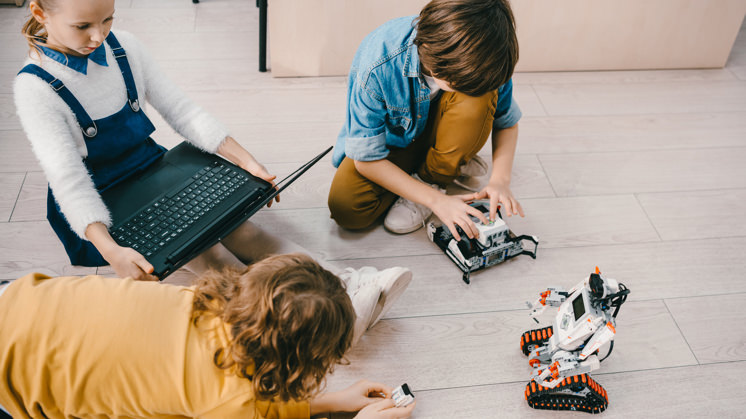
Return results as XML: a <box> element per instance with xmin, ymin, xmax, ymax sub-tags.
<box><xmin>101</xmin><ymin>142</ymin><xmax>331</xmax><ymax>279</ymax></box>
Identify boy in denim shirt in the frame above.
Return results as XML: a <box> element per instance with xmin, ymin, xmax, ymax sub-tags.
<box><xmin>328</xmin><ymin>0</ymin><xmax>524</xmax><ymax>241</ymax></box>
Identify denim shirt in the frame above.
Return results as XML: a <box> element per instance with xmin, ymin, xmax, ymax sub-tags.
<box><xmin>332</xmin><ymin>16</ymin><xmax>522</xmax><ymax>167</ymax></box>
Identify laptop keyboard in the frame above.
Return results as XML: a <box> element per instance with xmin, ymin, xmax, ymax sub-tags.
<box><xmin>110</xmin><ymin>161</ymin><xmax>249</xmax><ymax>257</ymax></box>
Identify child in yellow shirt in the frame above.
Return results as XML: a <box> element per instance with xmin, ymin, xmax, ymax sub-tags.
<box><xmin>0</xmin><ymin>254</ymin><xmax>416</xmax><ymax>419</ymax></box>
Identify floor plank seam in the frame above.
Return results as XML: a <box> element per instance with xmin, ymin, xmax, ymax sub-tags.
<box><xmin>528</xmin><ymin>144</ymin><xmax>746</xmax><ymax>157</ymax></box>
<box><xmin>662</xmin><ymin>299</ymin><xmax>700</xmax><ymax>366</ymax></box>
<box><xmin>529</xmin><ymin>84</ymin><xmax>550</xmax><ymax>116</ymax></box>
<box><xmin>7</xmin><ymin>171</ymin><xmax>27</xmax><ymax>223</ymax></box>
<box><xmin>529</xmin><ymin>154</ymin><xmax>559</xmax><ymax>198</ymax></box>
<box><xmin>633</xmin><ymin>192</ymin><xmax>663</xmax><ymax>241</ymax></box>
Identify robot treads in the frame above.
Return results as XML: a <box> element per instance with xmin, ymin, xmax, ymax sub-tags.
<box><xmin>521</xmin><ymin>268</ymin><xmax>630</xmax><ymax>413</ymax></box>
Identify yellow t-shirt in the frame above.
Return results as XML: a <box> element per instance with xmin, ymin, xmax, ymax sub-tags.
<box><xmin>0</xmin><ymin>273</ymin><xmax>310</xmax><ymax>419</ymax></box>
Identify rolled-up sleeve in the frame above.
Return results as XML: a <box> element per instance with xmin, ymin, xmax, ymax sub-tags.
<box><xmin>493</xmin><ymin>79</ymin><xmax>522</xmax><ymax>129</ymax></box>
<box><xmin>341</xmin><ymin>73</ymin><xmax>389</xmax><ymax>163</ymax></box>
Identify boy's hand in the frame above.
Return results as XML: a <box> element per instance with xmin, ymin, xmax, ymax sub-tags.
<box><xmin>431</xmin><ymin>193</ymin><xmax>489</xmax><ymax>241</ymax></box>
<box><xmin>475</xmin><ymin>179</ymin><xmax>524</xmax><ymax>221</ymax></box>
<box><xmin>103</xmin><ymin>245</ymin><xmax>158</xmax><ymax>281</ymax></box>
<box><xmin>354</xmin><ymin>398</ymin><xmax>416</xmax><ymax>419</ymax></box>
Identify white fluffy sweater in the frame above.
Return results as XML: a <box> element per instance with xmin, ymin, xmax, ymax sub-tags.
<box><xmin>14</xmin><ymin>30</ymin><xmax>229</xmax><ymax>239</ymax></box>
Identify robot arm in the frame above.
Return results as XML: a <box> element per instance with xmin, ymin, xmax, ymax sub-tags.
<box><xmin>580</xmin><ymin>322</ymin><xmax>616</xmax><ymax>360</ymax></box>
<box><xmin>527</xmin><ymin>287</ymin><xmax>569</xmax><ymax>320</ymax></box>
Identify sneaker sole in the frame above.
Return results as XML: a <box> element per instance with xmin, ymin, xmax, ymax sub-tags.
<box><xmin>369</xmin><ymin>268</ymin><xmax>413</xmax><ymax>328</ymax></box>
<box><xmin>383</xmin><ymin>222</ymin><xmax>425</xmax><ymax>235</ymax></box>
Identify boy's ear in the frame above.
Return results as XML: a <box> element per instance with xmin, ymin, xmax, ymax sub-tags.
<box><xmin>29</xmin><ymin>2</ymin><xmax>49</xmax><ymax>25</ymax></box>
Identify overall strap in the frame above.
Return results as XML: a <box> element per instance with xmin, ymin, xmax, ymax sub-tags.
<box><xmin>18</xmin><ymin>64</ymin><xmax>99</xmax><ymax>138</ymax></box>
<box><xmin>105</xmin><ymin>32</ymin><xmax>141</xmax><ymax>112</ymax></box>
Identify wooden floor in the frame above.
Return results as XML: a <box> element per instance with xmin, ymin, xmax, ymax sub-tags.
<box><xmin>2</xmin><ymin>1</ymin><xmax>746</xmax><ymax>417</ymax></box>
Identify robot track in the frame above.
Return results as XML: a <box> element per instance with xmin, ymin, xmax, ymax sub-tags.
<box><xmin>520</xmin><ymin>325</ymin><xmax>553</xmax><ymax>356</ymax></box>
<box><xmin>525</xmin><ymin>374</ymin><xmax>608</xmax><ymax>414</ymax></box>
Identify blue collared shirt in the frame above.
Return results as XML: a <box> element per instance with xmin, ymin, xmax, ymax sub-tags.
<box><xmin>39</xmin><ymin>42</ymin><xmax>108</xmax><ymax>75</ymax></box>
<box><xmin>333</xmin><ymin>16</ymin><xmax>522</xmax><ymax>167</ymax></box>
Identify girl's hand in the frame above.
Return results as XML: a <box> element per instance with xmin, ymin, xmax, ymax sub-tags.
<box><xmin>103</xmin><ymin>245</ymin><xmax>158</xmax><ymax>281</ymax></box>
<box><xmin>354</xmin><ymin>398</ymin><xmax>416</xmax><ymax>419</ymax></box>
<box><xmin>473</xmin><ymin>180</ymin><xmax>524</xmax><ymax>222</ymax></box>
<box><xmin>430</xmin><ymin>193</ymin><xmax>489</xmax><ymax>241</ymax></box>
<box><xmin>217</xmin><ymin>136</ymin><xmax>280</xmax><ymax>207</ymax></box>
<box><xmin>331</xmin><ymin>380</ymin><xmax>393</xmax><ymax>412</ymax></box>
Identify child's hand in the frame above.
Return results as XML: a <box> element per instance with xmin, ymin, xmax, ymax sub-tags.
<box><xmin>331</xmin><ymin>379</ymin><xmax>393</xmax><ymax>412</ymax></box>
<box><xmin>104</xmin><ymin>245</ymin><xmax>158</xmax><ymax>281</ymax></box>
<box><xmin>240</xmin><ymin>157</ymin><xmax>280</xmax><ymax>207</ymax></box>
<box><xmin>431</xmin><ymin>194</ymin><xmax>489</xmax><ymax>241</ymax></box>
<box><xmin>217</xmin><ymin>136</ymin><xmax>280</xmax><ymax>207</ymax></box>
<box><xmin>354</xmin><ymin>398</ymin><xmax>416</xmax><ymax>419</ymax></box>
<box><xmin>474</xmin><ymin>180</ymin><xmax>524</xmax><ymax>221</ymax></box>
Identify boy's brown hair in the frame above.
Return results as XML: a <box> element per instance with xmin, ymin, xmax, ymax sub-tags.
<box><xmin>192</xmin><ymin>253</ymin><xmax>355</xmax><ymax>402</ymax></box>
<box><xmin>414</xmin><ymin>0</ymin><xmax>519</xmax><ymax>96</ymax></box>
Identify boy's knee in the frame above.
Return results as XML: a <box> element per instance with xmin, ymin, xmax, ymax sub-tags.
<box><xmin>328</xmin><ymin>190</ymin><xmax>377</xmax><ymax>230</ymax></box>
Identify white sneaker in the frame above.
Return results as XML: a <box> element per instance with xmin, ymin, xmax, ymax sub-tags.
<box><xmin>340</xmin><ymin>266</ymin><xmax>413</xmax><ymax>330</ymax></box>
<box><xmin>384</xmin><ymin>174</ymin><xmax>443</xmax><ymax>234</ymax></box>
<box><xmin>453</xmin><ymin>155</ymin><xmax>490</xmax><ymax>192</ymax></box>
<box><xmin>346</xmin><ymin>278</ymin><xmax>380</xmax><ymax>345</ymax></box>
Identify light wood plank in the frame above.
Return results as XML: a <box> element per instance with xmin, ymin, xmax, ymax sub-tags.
<box><xmin>498</xmin><ymin>195</ymin><xmax>660</xmax><ymax>249</ymax></box>
<box><xmin>157</xmin><ymin>59</ymin><xmax>346</xmax><ymax>92</ymax></box>
<box><xmin>517</xmin><ymin>112</ymin><xmax>746</xmax><ymax>155</ymax></box>
<box><xmin>532</xmin><ymin>80</ymin><xmax>746</xmax><ymax>116</ymax></box>
<box><xmin>0</xmin><ymin>93</ymin><xmax>21</xmax><ymax>130</ymax></box>
<box><xmin>0</xmin><ymin>130</ymin><xmax>41</xmax><ymax>172</ymax></box>
<box><xmin>325</xmin><ymin>300</ymin><xmax>696</xmax><ymax>392</ymax></box>
<box><xmin>113</xmin><ymin>7</ymin><xmax>196</xmax><ymax>34</ymax></box>
<box><xmin>346</xmin><ymin>237</ymin><xmax>746</xmax><ymax>319</ymax></box>
<box><xmin>0</xmin><ymin>221</ymin><xmax>96</xmax><ymax>280</ymax></box>
<box><xmin>10</xmin><ymin>171</ymin><xmax>45</xmax><ymax>222</ymax></box>
<box><xmin>372</xmin><ymin>362</ymin><xmax>746</xmax><ymax>419</ymax></box>
<box><xmin>512</xmin><ymin>84</ymin><xmax>547</xmax><ymax>117</ymax></box>
<box><xmin>666</xmin><ymin>293</ymin><xmax>746</xmax><ymax>364</ymax></box>
<box><xmin>251</xmin><ymin>194</ymin><xmax>659</xmax><ymax>261</ymax></box>
<box><xmin>515</xmin><ymin>68</ymin><xmax>738</xmax><ymax>85</ymax></box>
<box><xmin>135</xmin><ymin>31</ymin><xmax>256</xmax><ymax>61</ymax></box>
<box><xmin>0</xmin><ymin>172</ymin><xmax>24</xmax><ymax>222</ymax></box>
<box><xmin>195</xmin><ymin>1</ymin><xmax>256</xmax><ymax>33</ymax></box>
<box><xmin>538</xmin><ymin>147</ymin><xmax>746</xmax><ymax>196</ymax></box>
<box><xmin>637</xmin><ymin>188</ymin><xmax>746</xmax><ymax>241</ymax></box>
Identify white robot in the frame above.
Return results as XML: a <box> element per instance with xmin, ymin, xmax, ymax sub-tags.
<box><xmin>426</xmin><ymin>200</ymin><xmax>538</xmax><ymax>284</ymax></box>
<box><xmin>520</xmin><ymin>268</ymin><xmax>630</xmax><ymax>413</ymax></box>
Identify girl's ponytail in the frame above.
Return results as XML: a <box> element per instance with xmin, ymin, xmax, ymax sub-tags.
<box><xmin>21</xmin><ymin>1</ymin><xmax>54</xmax><ymax>58</ymax></box>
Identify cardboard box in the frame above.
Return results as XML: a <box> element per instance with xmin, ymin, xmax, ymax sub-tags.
<box><xmin>269</xmin><ymin>0</ymin><xmax>746</xmax><ymax>77</ymax></box>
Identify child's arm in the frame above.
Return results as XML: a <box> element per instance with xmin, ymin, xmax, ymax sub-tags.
<box><xmin>309</xmin><ymin>380</ymin><xmax>415</xmax><ymax>418</ymax></box>
<box><xmin>475</xmin><ymin>123</ymin><xmax>524</xmax><ymax>222</ymax></box>
<box><xmin>355</xmin><ymin>159</ymin><xmax>487</xmax><ymax>241</ymax></box>
<box><xmin>473</xmin><ymin>79</ymin><xmax>524</xmax><ymax>222</ymax></box>
<box><xmin>85</xmin><ymin>222</ymin><xmax>157</xmax><ymax>281</ymax></box>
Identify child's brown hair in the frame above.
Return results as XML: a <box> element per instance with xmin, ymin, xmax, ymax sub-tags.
<box><xmin>414</xmin><ymin>0</ymin><xmax>519</xmax><ymax>97</ymax></box>
<box><xmin>192</xmin><ymin>253</ymin><xmax>355</xmax><ymax>402</ymax></box>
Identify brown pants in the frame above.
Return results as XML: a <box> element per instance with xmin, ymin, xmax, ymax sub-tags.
<box><xmin>328</xmin><ymin>90</ymin><xmax>498</xmax><ymax>230</ymax></box>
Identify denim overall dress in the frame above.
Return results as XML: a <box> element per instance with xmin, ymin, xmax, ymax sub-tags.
<box><xmin>18</xmin><ymin>32</ymin><xmax>166</xmax><ymax>266</ymax></box>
